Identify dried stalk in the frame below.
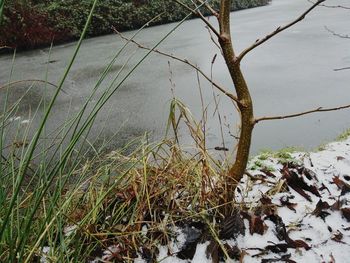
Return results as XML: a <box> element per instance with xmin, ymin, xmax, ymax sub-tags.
<box><xmin>113</xmin><ymin>28</ymin><xmax>239</xmax><ymax>104</ymax></box>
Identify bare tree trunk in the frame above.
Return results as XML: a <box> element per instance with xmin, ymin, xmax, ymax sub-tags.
<box><xmin>116</xmin><ymin>0</ymin><xmax>337</xmax><ymax>203</ymax></box>
<box><xmin>218</xmin><ymin>0</ymin><xmax>254</xmax><ymax>197</ymax></box>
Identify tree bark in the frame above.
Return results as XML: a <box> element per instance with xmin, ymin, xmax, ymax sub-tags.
<box><xmin>218</xmin><ymin>0</ymin><xmax>255</xmax><ymax>198</ymax></box>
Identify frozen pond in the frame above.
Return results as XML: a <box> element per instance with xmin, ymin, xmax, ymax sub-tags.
<box><xmin>1</xmin><ymin>0</ymin><xmax>349</xmax><ymax>155</ymax></box>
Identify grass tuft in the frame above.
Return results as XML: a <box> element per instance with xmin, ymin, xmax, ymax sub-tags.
<box><xmin>336</xmin><ymin>128</ymin><xmax>350</xmax><ymax>141</ymax></box>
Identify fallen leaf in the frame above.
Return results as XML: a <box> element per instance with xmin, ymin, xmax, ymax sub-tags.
<box><xmin>260</xmin><ymin>195</ymin><xmax>272</xmax><ymax>205</ymax></box>
<box><xmin>265</xmin><ymin>243</ymin><xmax>289</xmax><ymax>253</ymax></box>
<box><xmin>319</xmin><ymin>183</ymin><xmax>331</xmax><ymax>194</ymax></box>
<box><xmin>331</xmin><ymin>230</ymin><xmax>344</xmax><ymax>243</ymax></box>
<box><xmin>219</xmin><ymin>213</ymin><xmax>245</xmax><ymax>240</ymax></box>
<box><xmin>286</xmin><ymin>238</ymin><xmax>311</xmax><ymax>250</ymax></box>
<box><xmin>206</xmin><ymin>241</ymin><xmax>219</xmax><ymax>263</ymax></box>
<box><xmin>177</xmin><ymin>225</ymin><xmax>202</xmax><ymax>260</ymax></box>
<box><xmin>312</xmin><ymin>199</ymin><xmax>331</xmax><ymax>220</ymax></box>
<box><xmin>262</xmin><ymin>253</ymin><xmax>297</xmax><ymax>263</ymax></box>
<box><xmin>206</xmin><ymin>242</ymin><xmax>241</xmax><ymax>262</ymax></box>
<box><xmin>266</xmin><ymin>214</ymin><xmax>288</xmax><ymax>241</ymax></box>
<box><xmin>298</xmin><ymin>167</ymin><xmax>317</xmax><ymax>181</ymax></box>
<box><xmin>332</xmin><ymin>176</ymin><xmax>350</xmax><ymax>195</ymax></box>
<box><xmin>331</xmin><ymin>200</ymin><xmax>342</xmax><ymax>211</ymax></box>
<box><xmin>260</xmin><ymin>195</ymin><xmax>277</xmax><ymax>216</ymax></box>
<box><xmin>337</xmin><ymin>156</ymin><xmax>345</xmax><ymax>161</ymax></box>
<box><xmin>282</xmin><ymin>165</ymin><xmax>320</xmax><ymax>201</ymax></box>
<box><xmin>341</xmin><ymin>208</ymin><xmax>350</xmax><ymax>222</ymax></box>
<box><xmin>241</xmin><ymin>211</ymin><xmax>265</xmax><ymax>235</ymax></box>
<box><xmin>267</xmin><ymin>214</ymin><xmax>310</xmax><ymax>250</ymax></box>
<box><xmin>280</xmin><ymin>195</ymin><xmax>297</xmax><ymax>212</ymax></box>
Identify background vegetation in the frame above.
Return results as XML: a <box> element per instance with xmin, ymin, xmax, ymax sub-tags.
<box><xmin>0</xmin><ymin>0</ymin><xmax>270</xmax><ymax>49</ymax></box>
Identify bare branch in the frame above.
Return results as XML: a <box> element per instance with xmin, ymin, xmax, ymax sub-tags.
<box><xmin>334</xmin><ymin>66</ymin><xmax>350</xmax><ymax>71</ymax></box>
<box><xmin>324</xmin><ymin>27</ymin><xmax>350</xmax><ymax>71</ymax></box>
<box><xmin>205</xmin><ymin>24</ymin><xmax>222</xmax><ymax>52</ymax></box>
<box><xmin>254</xmin><ymin>103</ymin><xmax>350</xmax><ymax>124</ymax></box>
<box><xmin>195</xmin><ymin>0</ymin><xmax>219</xmax><ymax>17</ymax></box>
<box><xmin>237</xmin><ymin>0</ymin><xmax>325</xmax><ymax>62</ymax></box>
<box><xmin>113</xmin><ymin>28</ymin><xmax>239</xmax><ymax>104</ymax></box>
<box><xmin>173</xmin><ymin>0</ymin><xmax>221</xmax><ymax>38</ymax></box>
<box><xmin>325</xmin><ymin>26</ymin><xmax>350</xmax><ymax>39</ymax></box>
<box><xmin>307</xmin><ymin>0</ymin><xmax>350</xmax><ymax>10</ymax></box>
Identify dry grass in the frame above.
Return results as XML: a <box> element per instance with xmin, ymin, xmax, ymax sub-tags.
<box><xmin>52</xmin><ymin>99</ymin><xmax>237</xmax><ymax>261</ymax></box>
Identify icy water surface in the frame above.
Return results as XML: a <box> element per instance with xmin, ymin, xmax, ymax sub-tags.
<box><xmin>0</xmin><ymin>0</ymin><xmax>349</xmax><ymax>155</ymax></box>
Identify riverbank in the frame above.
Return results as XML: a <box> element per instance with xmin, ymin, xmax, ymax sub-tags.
<box><xmin>0</xmin><ymin>0</ymin><xmax>270</xmax><ymax>50</ymax></box>
<box><xmin>17</xmin><ymin>132</ymin><xmax>348</xmax><ymax>262</ymax></box>
<box><xmin>136</xmin><ymin>134</ymin><xmax>350</xmax><ymax>262</ymax></box>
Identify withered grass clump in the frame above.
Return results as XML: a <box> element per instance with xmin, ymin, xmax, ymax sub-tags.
<box><xmin>62</xmin><ymin>136</ymin><xmax>235</xmax><ymax>262</ymax></box>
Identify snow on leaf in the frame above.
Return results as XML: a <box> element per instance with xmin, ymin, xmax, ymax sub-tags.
<box><xmin>241</xmin><ymin>211</ymin><xmax>266</xmax><ymax>235</ymax></box>
<box><xmin>332</xmin><ymin>176</ymin><xmax>350</xmax><ymax>195</ymax></box>
<box><xmin>281</xmin><ymin>164</ymin><xmax>320</xmax><ymax>201</ymax></box>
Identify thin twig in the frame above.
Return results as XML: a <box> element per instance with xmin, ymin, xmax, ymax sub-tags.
<box><xmin>254</xmin><ymin>103</ymin><xmax>350</xmax><ymax>124</ymax></box>
<box><xmin>324</xmin><ymin>26</ymin><xmax>350</xmax><ymax>39</ymax></box>
<box><xmin>307</xmin><ymin>0</ymin><xmax>350</xmax><ymax>10</ymax></box>
<box><xmin>195</xmin><ymin>0</ymin><xmax>219</xmax><ymax>17</ymax></box>
<box><xmin>113</xmin><ymin>28</ymin><xmax>239</xmax><ymax>104</ymax></box>
<box><xmin>238</xmin><ymin>0</ymin><xmax>325</xmax><ymax>62</ymax></box>
<box><xmin>210</xmin><ymin>54</ymin><xmax>228</xmax><ymax>157</ymax></box>
<box><xmin>173</xmin><ymin>0</ymin><xmax>221</xmax><ymax>38</ymax></box>
<box><xmin>324</xmin><ymin>27</ymin><xmax>350</xmax><ymax>71</ymax></box>
<box><xmin>206</xmin><ymin>24</ymin><xmax>222</xmax><ymax>52</ymax></box>
<box><xmin>334</xmin><ymin>66</ymin><xmax>350</xmax><ymax>71</ymax></box>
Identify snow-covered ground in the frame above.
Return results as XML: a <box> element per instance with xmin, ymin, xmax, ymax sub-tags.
<box><xmin>137</xmin><ymin>137</ymin><xmax>350</xmax><ymax>263</ymax></box>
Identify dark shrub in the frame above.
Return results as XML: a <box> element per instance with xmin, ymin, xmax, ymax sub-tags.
<box><xmin>0</xmin><ymin>1</ymin><xmax>68</xmax><ymax>49</ymax></box>
<box><xmin>0</xmin><ymin>0</ymin><xmax>271</xmax><ymax>50</ymax></box>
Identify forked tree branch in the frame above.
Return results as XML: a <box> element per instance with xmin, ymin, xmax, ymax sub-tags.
<box><xmin>310</xmin><ymin>0</ymin><xmax>350</xmax><ymax>66</ymax></box>
<box><xmin>307</xmin><ymin>0</ymin><xmax>350</xmax><ymax>10</ymax></box>
<box><xmin>113</xmin><ymin>28</ymin><xmax>239</xmax><ymax>104</ymax></box>
<box><xmin>325</xmin><ymin>26</ymin><xmax>350</xmax><ymax>39</ymax></box>
<box><xmin>195</xmin><ymin>0</ymin><xmax>219</xmax><ymax>17</ymax></box>
<box><xmin>254</xmin><ymin>103</ymin><xmax>350</xmax><ymax>124</ymax></box>
<box><xmin>323</xmin><ymin>26</ymin><xmax>349</xmax><ymax>71</ymax></box>
<box><xmin>237</xmin><ymin>0</ymin><xmax>326</xmax><ymax>62</ymax></box>
<box><xmin>173</xmin><ymin>0</ymin><xmax>221</xmax><ymax>38</ymax></box>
